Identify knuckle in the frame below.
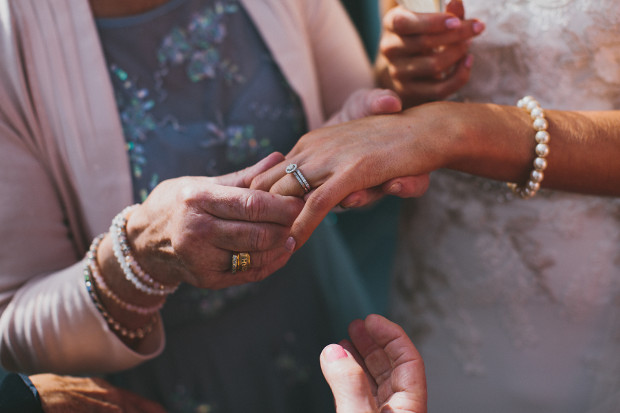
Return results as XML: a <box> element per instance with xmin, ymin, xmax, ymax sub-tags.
<box><xmin>244</xmin><ymin>192</ymin><xmax>266</xmax><ymax>221</ymax></box>
<box><xmin>391</xmin><ymin>13</ymin><xmax>410</xmax><ymax>33</ymax></box>
<box><xmin>428</xmin><ymin>58</ymin><xmax>444</xmax><ymax>75</ymax></box>
<box><xmin>248</xmin><ymin>225</ymin><xmax>270</xmax><ymax>250</ymax></box>
<box><xmin>307</xmin><ymin>191</ymin><xmax>332</xmax><ymax>215</ymax></box>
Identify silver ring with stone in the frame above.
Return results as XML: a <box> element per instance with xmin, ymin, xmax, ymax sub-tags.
<box><xmin>285</xmin><ymin>163</ymin><xmax>311</xmax><ymax>193</ymax></box>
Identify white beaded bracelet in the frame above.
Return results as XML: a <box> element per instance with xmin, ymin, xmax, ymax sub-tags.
<box><xmin>507</xmin><ymin>95</ymin><xmax>550</xmax><ymax>199</ymax></box>
<box><xmin>110</xmin><ymin>205</ymin><xmax>179</xmax><ymax>296</ymax></box>
<box><xmin>87</xmin><ymin>234</ymin><xmax>165</xmax><ymax>315</ymax></box>
<box><xmin>84</xmin><ymin>263</ymin><xmax>158</xmax><ymax>340</ymax></box>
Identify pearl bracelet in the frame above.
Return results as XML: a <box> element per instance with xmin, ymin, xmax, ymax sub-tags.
<box><xmin>84</xmin><ymin>263</ymin><xmax>158</xmax><ymax>340</ymax></box>
<box><xmin>110</xmin><ymin>205</ymin><xmax>179</xmax><ymax>296</ymax></box>
<box><xmin>87</xmin><ymin>234</ymin><xmax>165</xmax><ymax>315</ymax></box>
<box><xmin>507</xmin><ymin>95</ymin><xmax>550</xmax><ymax>199</ymax></box>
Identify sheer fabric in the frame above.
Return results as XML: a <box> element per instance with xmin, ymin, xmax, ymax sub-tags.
<box><xmin>392</xmin><ymin>1</ymin><xmax>620</xmax><ymax>412</ymax></box>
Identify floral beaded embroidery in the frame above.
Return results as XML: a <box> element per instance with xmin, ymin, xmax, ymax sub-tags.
<box><xmin>156</xmin><ymin>1</ymin><xmax>244</xmax><ymax>84</ymax></box>
<box><xmin>104</xmin><ymin>0</ymin><xmax>305</xmax><ymax>201</ymax></box>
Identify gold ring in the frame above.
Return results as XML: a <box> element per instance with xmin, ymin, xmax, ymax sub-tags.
<box><xmin>231</xmin><ymin>253</ymin><xmax>240</xmax><ymax>274</ymax></box>
<box><xmin>239</xmin><ymin>252</ymin><xmax>251</xmax><ymax>272</ymax></box>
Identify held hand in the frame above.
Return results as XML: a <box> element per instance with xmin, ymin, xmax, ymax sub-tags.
<box><xmin>127</xmin><ymin>153</ymin><xmax>304</xmax><ymax>290</ymax></box>
<box><xmin>31</xmin><ymin>374</ymin><xmax>166</xmax><ymax>413</ymax></box>
<box><xmin>251</xmin><ymin>105</ymin><xmax>442</xmax><ymax>247</ymax></box>
<box><xmin>320</xmin><ymin>314</ymin><xmax>427</xmax><ymax>413</ymax></box>
<box><xmin>377</xmin><ymin>0</ymin><xmax>485</xmax><ymax>107</ymax></box>
<box><xmin>321</xmin><ymin>88</ymin><xmax>429</xmax><ymax>208</ymax></box>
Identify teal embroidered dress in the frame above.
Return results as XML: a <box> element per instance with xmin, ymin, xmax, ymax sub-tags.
<box><xmin>96</xmin><ymin>1</ymin><xmax>371</xmax><ymax>412</ymax></box>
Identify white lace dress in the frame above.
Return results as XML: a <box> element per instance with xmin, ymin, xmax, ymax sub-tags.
<box><xmin>391</xmin><ymin>1</ymin><xmax>620</xmax><ymax>412</ymax></box>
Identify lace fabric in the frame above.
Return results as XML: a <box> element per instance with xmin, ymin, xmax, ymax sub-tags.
<box><xmin>391</xmin><ymin>1</ymin><xmax>620</xmax><ymax>411</ymax></box>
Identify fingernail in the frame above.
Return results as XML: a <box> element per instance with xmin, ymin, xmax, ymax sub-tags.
<box><xmin>445</xmin><ymin>17</ymin><xmax>461</xmax><ymax>29</ymax></box>
<box><xmin>388</xmin><ymin>182</ymin><xmax>402</xmax><ymax>194</ymax></box>
<box><xmin>464</xmin><ymin>54</ymin><xmax>474</xmax><ymax>68</ymax></box>
<box><xmin>285</xmin><ymin>236</ymin><xmax>296</xmax><ymax>252</ymax></box>
<box><xmin>324</xmin><ymin>344</ymin><xmax>348</xmax><ymax>362</ymax></box>
<box><xmin>341</xmin><ymin>197</ymin><xmax>360</xmax><ymax>208</ymax></box>
<box><xmin>473</xmin><ymin>21</ymin><xmax>485</xmax><ymax>34</ymax></box>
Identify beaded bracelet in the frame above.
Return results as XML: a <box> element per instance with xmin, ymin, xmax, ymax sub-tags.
<box><xmin>84</xmin><ymin>263</ymin><xmax>158</xmax><ymax>340</ymax></box>
<box><xmin>110</xmin><ymin>205</ymin><xmax>179</xmax><ymax>296</ymax></box>
<box><xmin>87</xmin><ymin>234</ymin><xmax>165</xmax><ymax>315</ymax></box>
<box><xmin>507</xmin><ymin>95</ymin><xmax>550</xmax><ymax>199</ymax></box>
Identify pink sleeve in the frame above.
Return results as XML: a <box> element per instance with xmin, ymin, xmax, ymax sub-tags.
<box><xmin>0</xmin><ymin>125</ymin><xmax>164</xmax><ymax>374</ymax></box>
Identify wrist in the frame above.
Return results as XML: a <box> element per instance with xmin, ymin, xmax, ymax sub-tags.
<box><xmin>439</xmin><ymin>102</ymin><xmax>534</xmax><ymax>182</ymax></box>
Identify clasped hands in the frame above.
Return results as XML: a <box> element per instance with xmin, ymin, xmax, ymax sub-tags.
<box><xmin>128</xmin><ymin>88</ymin><xmax>424</xmax><ymax>292</ymax></box>
<box><xmin>127</xmin><ymin>1</ymin><xmax>481</xmax><ymax>289</ymax></box>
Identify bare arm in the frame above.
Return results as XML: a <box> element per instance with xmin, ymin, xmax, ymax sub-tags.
<box><xmin>252</xmin><ymin>101</ymin><xmax>620</xmax><ymax>246</ymax></box>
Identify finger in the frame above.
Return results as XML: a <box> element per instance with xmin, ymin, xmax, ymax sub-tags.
<box><xmin>389</xmin><ymin>42</ymin><xmax>469</xmax><ymax>81</ymax></box>
<box><xmin>186</xmin><ymin>184</ymin><xmax>304</xmax><ymax>226</ymax></box>
<box><xmin>369</xmin><ymin>90</ymin><xmax>402</xmax><ymax>115</ymax></box>
<box><xmin>382</xmin><ymin>174</ymin><xmax>430</xmax><ymax>198</ymax></box>
<box><xmin>339</xmin><ymin>187</ymin><xmax>384</xmax><ymax>209</ymax></box>
<box><xmin>381</xmin><ymin>18</ymin><xmax>483</xmax><ymax>57</ymax></box>
<box><xmin>215</xmin><ymin>152</ymin><xmax>285</xmax><ymax>188</ymax></box>
<box><xmin>324</xmin><ymin>88</ymin><xmax>402</xmax><ymax>127</ymax></box>
<box><xmin>348</xmin><ymin>316</ymin><xmax>392</xmax><ymax>387</ymax></box>
<box><xmin>385</xmin><ymin>7</ymin><xmax>462</xmax><ymax>36</ymax></box>
<box><xmin>289</xmin><ymin>179</ymin><xmax>351</xmax><ymax>248</ymax></box>
<box><xmin>446</xmin><ymin>0</ymin><xmax>465</xmax><ymax>19</ymax></box>
<box><xmin>320</xmin><ymin>344</ymin><xmax>378</xmax><ymax>413</ymax></box>
<box><xmin>249</xmin><ymin>159</ymin><xmax>289</xmax><ymax>192</ymax></box>
<box><xmin>354</xmin><ymin>88</ymin><xmax>402</xmax><ymax>117</ymax></box>
<box><xmin>202</xmin><ymin>247</ymin><xmax>294</xmax><ymax>289</ymax></box>
<box><xmin>364</xmin><ymin>314</ymin><xmax>427</xmax><ymax>410</ymax></box>
<box><xmin>395</xmin><ymin>54</ymin><xmax>473</xmax><ymax>104</ymax></box>
<box><xmin>268</xmin><ymin>169</ymin><xmax>316</xmax><ymax>198</ymax></box>
<box><xmin>340</xmin><ymin>328</ymin><xmax>378</xmax><ymax>394</ymax></box>
<box><xmin>206</xmin><ymin>219</ymin><xmax>294</xmax><ymax>252</ymax></box>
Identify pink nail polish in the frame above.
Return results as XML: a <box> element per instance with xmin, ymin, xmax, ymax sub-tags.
<box><xmin>473</xmin><ymin>21</ymin><xmax>485</xmax><ymax>34</ymax></box>
<box><xmin>445</xmin><ymin>17</ymin><xmax>461</xmax><ymax>29</ymax></box>
<box><xmin>464</xmin><ymin>54</ymin><xmax>474</xmax><ymax>68</ymax></box>
<box><xmin>324</xmin><ymin>344</ymin><xmax>348</xmax><ymax>362</ymax></box>
<box><xmin>285</xmin><ymin>236</ymin><xmax>296</xmax><ymax>252</ymax></box>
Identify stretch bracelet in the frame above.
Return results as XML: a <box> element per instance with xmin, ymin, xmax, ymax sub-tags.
<box><xmin>84</xmin><ymin>264</ymin><xmax>158</xmax><ymax>340</ymax></box>
<box><xmin>87</xmin><ymin>234</ymin><xmax>165</xmax><ymax>315</ymax></box>
<box><xmin>507</xmin><ymin>95</ymin><xmax>550</xmax><ymax>199</ymax></box>
<box><xmin>110</xmin><ymin>205</ymin><xmax>179</xmax><ymax>296</ymax></box>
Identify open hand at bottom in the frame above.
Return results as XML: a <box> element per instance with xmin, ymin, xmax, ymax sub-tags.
<box><xmin>320</xmin><ymin>314</ymin><xmax>427</xmax><ymax>413</ymax></box>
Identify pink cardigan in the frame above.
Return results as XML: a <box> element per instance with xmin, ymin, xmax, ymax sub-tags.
<box><xmin>0</xmin><ymin>0</ymin><xmax>372</xmax><ymax>374</ymax></box>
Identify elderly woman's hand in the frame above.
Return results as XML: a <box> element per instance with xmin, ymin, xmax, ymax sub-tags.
<box><xmin>376</xmin><ymin>0</ymin><xmax>484</xmax><ymax>108</ymax></box>
<box><xmin>320</xmin><ymin>314</ymin><xmax>427</xmax><ymax>413</ymax></box>
<box><xmin>119</xmin><ymin>153</ymin><xmax>304</xmax><ymax>290</ymax></box>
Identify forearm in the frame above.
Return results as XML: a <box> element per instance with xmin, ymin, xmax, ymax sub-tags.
<box><xmin>0</xmin><ymin>261</ymin><xmax>163</xmax><ymax>374</ymax></box>
<box><xmin>0</xmin><ymin>138</ymin><xmax>164</xmax><ymax>373</ymax></box>
<box><xmin>431</xmin><ymin>102</ymin><xmax>620</xmax><ymax>196</ymax></box>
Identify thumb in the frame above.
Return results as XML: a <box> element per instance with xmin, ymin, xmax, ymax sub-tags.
<box><xmin>325</xmin><ymin>89</ymin><xmax>402</xmax><ymax>126</ymax></box>
<box><xmin>446</xmin><ymin>0</ymin><xmax>465</xmax><ymax>18</ymax></box>
<box><xmin>214</xmin><ymin>152</ymin><xmax>285</xmax><ymax>188</ymax></box>
<box><xmin>320</xmin><ymin>344</ymin><xmax>377</xmax><ymax>413</ymax></box>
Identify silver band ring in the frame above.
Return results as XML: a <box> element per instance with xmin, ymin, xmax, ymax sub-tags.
<box><xmin>285</xmin><ymin>163</ymin><xmax>311</xmax><ymax>193</ymax></box>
